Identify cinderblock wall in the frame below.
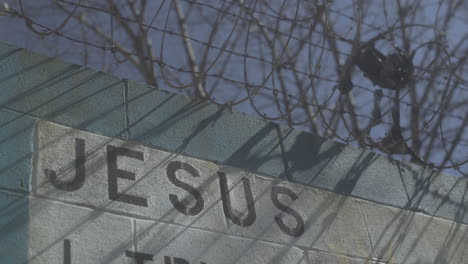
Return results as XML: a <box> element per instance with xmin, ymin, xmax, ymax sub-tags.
<box><xmin>0</xmin><ymin>41</ymin><xmax>467</xmax><ymax>263</ymax></box>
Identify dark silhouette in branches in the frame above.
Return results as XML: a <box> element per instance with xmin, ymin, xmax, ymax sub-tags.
<box><xmin>0</xmin><ymin>0</ymin><xmax>466</xmax><ymax>176</ymax></box>
<box><xmin>355</xmin><ymin>42</ymin><xmax>415</xmax><ymax>90</ymax></box>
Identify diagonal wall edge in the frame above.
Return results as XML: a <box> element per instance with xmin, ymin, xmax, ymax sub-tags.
<box><xmin>0</xmin><ymin>40</ymin><xmax>467</xmax><ymax>263</ymax></box>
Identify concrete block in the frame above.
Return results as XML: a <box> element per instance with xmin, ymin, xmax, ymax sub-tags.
<box><xmin>281</xmin><ymin>130</ymin><xmax>411</xmax><ymax>209</ymax></box>
<box><xmin>218</xmin><ymin>166</ymin><xmax>372</xmax><ymax>257</ymax></box>
<box><xmin>28</xmin><ymin>196</ymin><xmax>133</xmax><ymax>264</ymax></box>
<box><xmin>127</xmin><ymin>81</ymin><xmax>285</xmax><ymax>177</ymax></box>
<box><xmin>307</xmin><ymin>251</ymin><xmax>389</xmax><ymax>264</ymax></box>
<box><xmin>0</xmin><ymin>191</ymin><xmax>29</xmax><ymax>264</ymax></box>
<box><xmin>34</xmin><ymin>120</ymin><xmax>374</xmax><ymax>257</ymax></box>
<box><xmin>125</xmin><ymin>80</ymin><xmax>468</xmax><ymax>227</ymax></box>
<box><xmin>0</xmin><ymin>108</ymin><xmax>35</xmax><ymax>191</ymax></box>
<box><xmin>33</xmin><ymin>120</ymin><xmax>375</xmax><ymax>258</ymax></box>
<box><xmin>359</xmin><ymin>199</ymin><xmax>468</xmax><ymax>264</ymax></box>
<box><xmin>34</xmin><ymin>120</ymin><xmax>225</xmax><ymax>232</ymax></box>
<box><xmin>126</xmin><ymin>81</ymin><xmax>418</xmax><ymax>217</ymax></box>
<box><xmin>134</xmin><ymin>219</ymin><xmax>308</xmax><ymax>264</ymax></box>
<box><xmin>398</xmin><ymin>162</ymin><xmax>468</xmax><ymax>224</ymax></box>
<box><xmin>0</xmin><ymin>44</ymin><xmax>125</xmax><ymax>136</ymax></box>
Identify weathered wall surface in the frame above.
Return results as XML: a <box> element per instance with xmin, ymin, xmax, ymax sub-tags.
<box><xmin>0</xmin><ymin>41</ymin><xmax>467</xmax><ymax>263</ymax></box>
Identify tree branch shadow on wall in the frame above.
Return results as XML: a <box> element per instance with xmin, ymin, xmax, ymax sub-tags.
<box><xmin>0</xmin><ymin>47</ymin><xmax>467</xmax><ymax>263</ymax></box>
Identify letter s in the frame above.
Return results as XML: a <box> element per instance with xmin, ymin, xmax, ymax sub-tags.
<box><xmin>271</xmin><ymin>186</ymin><xmax>305</xmax><ymax>237</ymax></box>
<box><xmin>167</xmin><ymin>161</ymin><xmax>204</xmax><ymax>216</ymax></box>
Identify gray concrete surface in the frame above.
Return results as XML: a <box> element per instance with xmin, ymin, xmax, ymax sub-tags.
<box><xmin>1</xmin><ymin>41</ymin><xmax>467</xmax><ymax>263</ymax></box>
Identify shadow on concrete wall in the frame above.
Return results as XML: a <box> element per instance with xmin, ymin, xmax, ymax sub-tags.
<box><xmin>0</xmin><ymin>44</ymin><xmax>467</xmax><ymax>263</ymax></box>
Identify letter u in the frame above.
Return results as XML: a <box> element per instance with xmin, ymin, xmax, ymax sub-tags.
<box><xmin>218</xmin><ymin>172</ymin><xmax>256</xmax><ymax>227</ymax></box>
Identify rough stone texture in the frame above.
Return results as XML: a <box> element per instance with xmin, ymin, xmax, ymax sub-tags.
<box><xmin>2</xmin><ymin>120</ymin><xmax>468</xmax><ymax>264</ymax></box>
<box><xmin>218</xmin><ymin>166</ymin><xmax>372</xmax><ymax>257</ymax></box>
<box><xmin>398</xmin><ymin>162</ymin><xmax>468</xmax><ymax>224</ymax></box>
<box><xmin>307</xmin><ymin>251</ymin><xmax>389</xmax><ymax>264</ymax></box>
<box><xmin>124</xmin><ymin>75</ymin><xmax>468</xmax><ymax>228</ymax></box>
<box><xmin>0</xmin><ymin>109</ymin><xmax>35</xmax><ymax>191</ymax></box>
<box><xmin>28</xmin><ymin>196</ymin><xmax>133</xmax><ymax>264</ymax></box>
<box><xmin>286</xmin><ymin>141</ymin><xmax>411</xmax><ymax>209</ymax></box>
<box><xmin>34</xmin><ymin>120</ymin><xmax>372</xmax><ymax>257</ymax></box>
<box><xmin>33</xmin><ymin>120</ymin><xmax>468</xmax><ymax>264</ymax></box>
<box><xmin>127</xmin><ymin>80</ymin><xmax>285</xmax><ymax>178</ymax></box>
<box><xmin>0</xmin><ymin>191</ymin><xmax>29</xmax><ymax>264</ymax></box>
<box><xmin>359</xmin><ymin>199</ymin><xmax>468</xmax><ymax>264</ymax></box>
<box><xmin>135</xmin><ymin>219</ymin><xmax>308</xmax><ymax>264</ymax></box>
<box><xmin>0</xmin><ymin>42</ymin><xmax>125</xmax><ymax>137</ymax></box>
<box><xmin>34</xmin><ymin>120</ymin><xmax>226</xmax><ymax>232</ymax></box>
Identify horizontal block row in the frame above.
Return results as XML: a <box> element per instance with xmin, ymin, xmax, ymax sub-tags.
<box><xmin>34</xmin><ymin>121</ymin><xmax>372</xmax><ymax>257</ymax></box>
<box><xmin>1</xmin><ymin>190</ymin><xmax>392</xmax><ymax>264</ymax></box>
<box><xmin>3</xmin><ymin>189</ymin><xmax>465</xmax><ymax>263</ymax></box>
<box><xmin>31</xmin><ymin>121</ymin><xmax>468</xmax><ymax>263</ymax></box>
